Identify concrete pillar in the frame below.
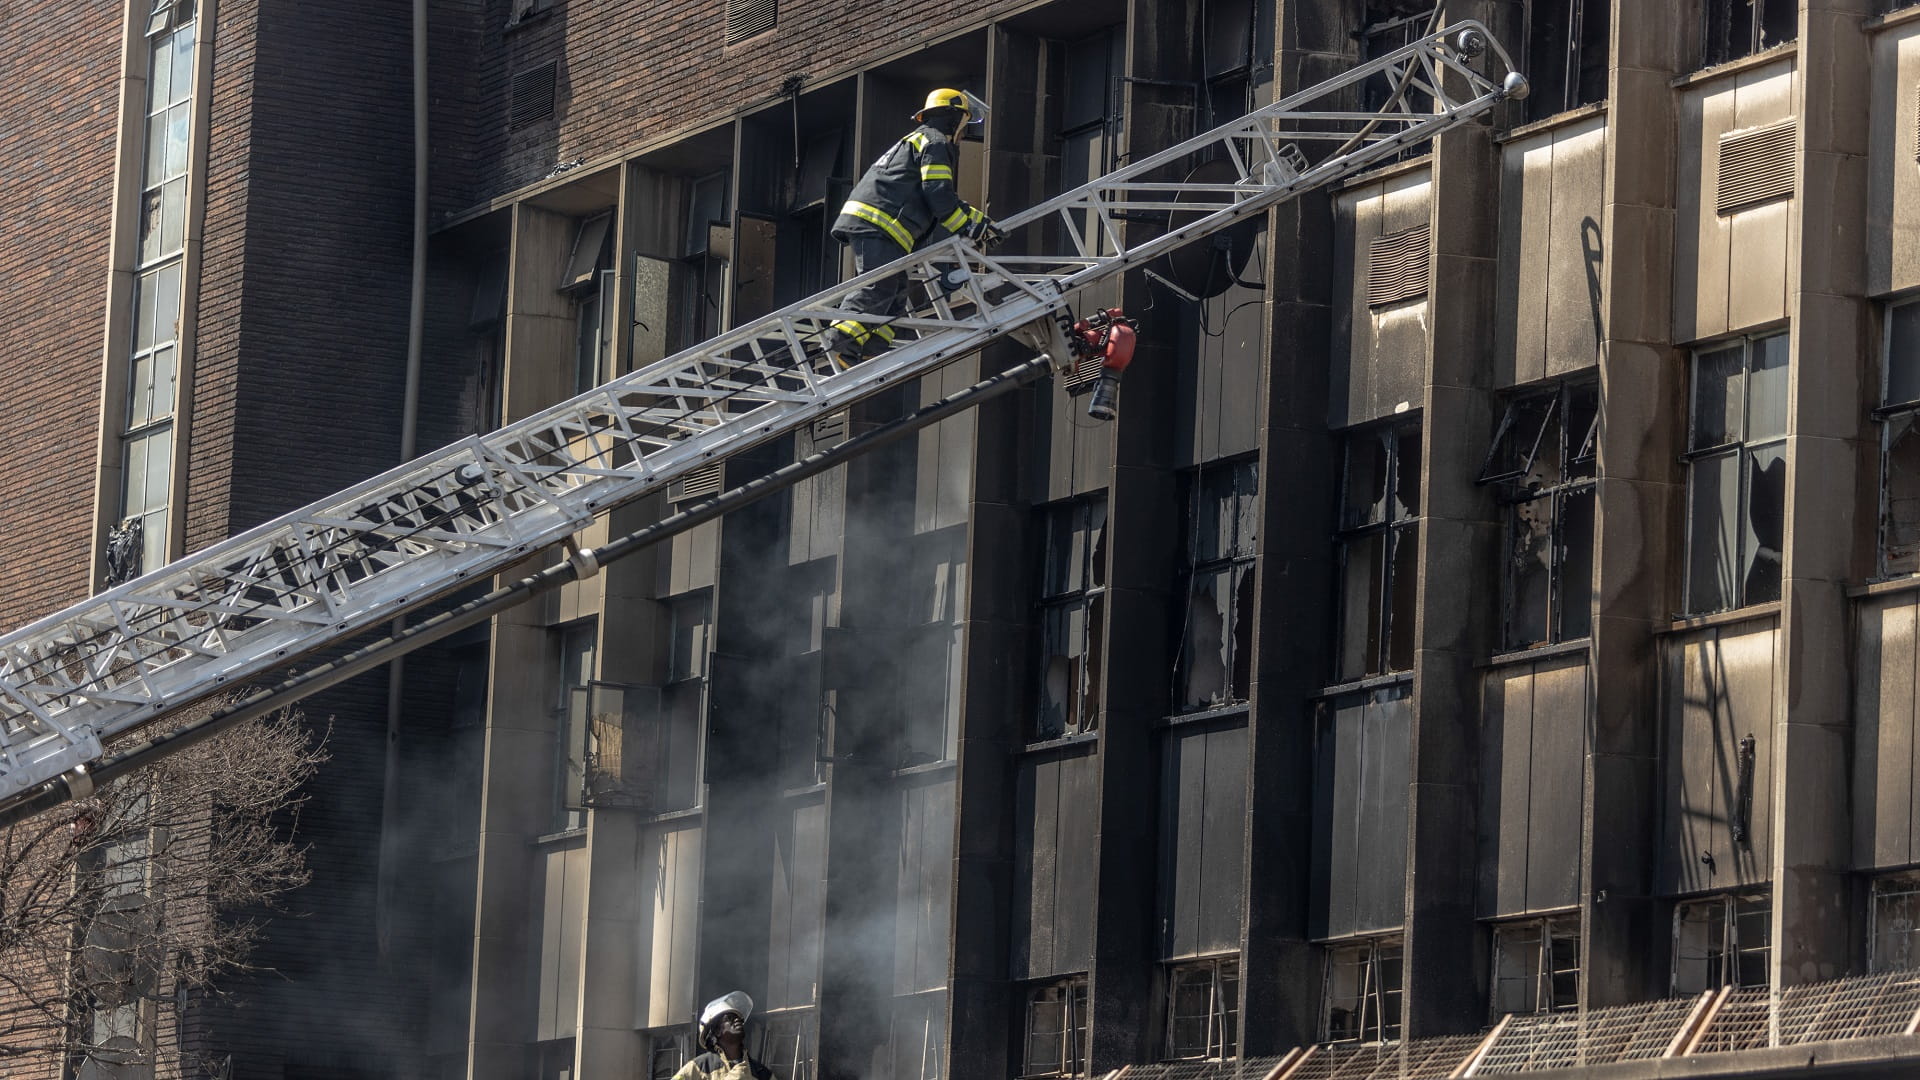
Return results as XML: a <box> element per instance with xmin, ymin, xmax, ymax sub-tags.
<box><xmin>1771</xmin><ymin>0</ymin><xmax>1876</xmax><ymax>985</ymax></box>
<box><xmin>1585</xmin><ymin>0</ymin><xmax>1689</xmax><ymax>1006</ymax></box>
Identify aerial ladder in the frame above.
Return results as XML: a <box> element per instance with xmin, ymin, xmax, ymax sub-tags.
<box><xmin>0</xmin><ymin>22</ymin><xmax>1526</xmax><ymax>821</ymax></box>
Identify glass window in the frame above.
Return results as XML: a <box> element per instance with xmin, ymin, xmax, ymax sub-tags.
<box><xmin>1881</xmin><ymin>301</ymin><xmax>1920</xmax><ymax>576</ymax></box>
<box><xmin>1702</xmin><ymin>0</ymin><xmax>1797</xmax><ymax>67</ymax></box>
<box><xmin>553</xmin><ymin>620</ymin><xmax>597</xmax><ymax>831</ymax></box>
<box><xmin>1523</xmin><ymin>0</ymin><xmax>1610</xmax><ymax>123</ymax></box>
<box><xmin>647</xmin><ymin>1031</ymin><xmax>689</xmax><ymax>1080</ymax></box>
<box><xmin>1322</xmin><ymin>938</ymin><xmax>1403</xmax><ymax>1045</ymax></box>
<box><xmin>756</xmin><ymin>1010</ymin><xmax>814</xmax><ymax>1080</ymax></box>
<box><xmin>1479</xmin><ymin>381</ymin><xmax>1597</xmax><ymax>649</ymax></box>
<box><xmin>1175</xmin><ymin>460</ymin><xmax>1258</xmax><ymax>714</ymax></box>
<box><xmin>1335</xmin><ymin>422</ymin><xmax>1421</xmax><ymax>681</ymax></box>
<box><xmin>1671</xmin><ymin>892</ymin><xmax>1771</xmax><ymax>994</ymax></box>
<box><xmin>1870</xmin><ymin>872</ymin><xmax>1920</xmax><ymax>973</ymax></box>
<box><xmin>1684</xmin><ymin>333</ymin><xmax>1789</xmax><ymax>615</ymax></box>
<box><xmin>886</xmin><ymin>992</ymin><xmax>947</xmax><ymax>1080</ymax></box>
<box><xmin>1034</xmin><ymin>496</ymin><xmax>1107</xmax><ymax>740</ymax></box>
<box><xmin>1022</xmin><ymin>977</ymin><xmax>1090</xmax><ymax>1078</ymax></box>
<box><xmin>1490</xmin><ymin>914</ymin><xmax>1581</xmax><ymax>1019</ymax></box>
<box><xmin>1164</xmin><ymin>957</ymin><xmax>1239</xmax><ymax>1061</ymax></box>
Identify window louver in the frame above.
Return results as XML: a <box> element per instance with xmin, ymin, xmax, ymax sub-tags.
<box><xmin>1716</xmin><ymin>122</ymin><xmax>1796</xmax><ymax>215</ymax></box>
<box><xmin>510</xmin><ymin>61</ymin><xmax>557</xmax><ymax>129</ymax></box>
<box><xmin>1365</xmin><ymin>225</ymin><xmax>1430</xmax><ymax>307</ymax></box>
<box><xmin>809</xmin><ymin>411</ymin><xmax>849</xmax><ymax>449</ymax></box>
<box><xmin>669</xmin><ymin>463</ymin><xmax>724</xmax><ymax>503</ymax></box>
<box><xmin>726</xmin><ymin>0</ymin><xmax>777</xmax><ymax>44</ymax></box>
<box><xmin>1913</xmin><ymin>86</ymin><xmax>1919</xmax><ymax>164</ymax></box>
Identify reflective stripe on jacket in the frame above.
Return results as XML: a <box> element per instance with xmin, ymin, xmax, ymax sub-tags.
<box><xmin>670</xmin><ymin>1051</ymin><xmax>773</xmax><ymax>1080</ymax></box>
<box><xmin>833</xmin><ymin>125</ymin><xmax>983</xmax><ymax>252</ymax></box>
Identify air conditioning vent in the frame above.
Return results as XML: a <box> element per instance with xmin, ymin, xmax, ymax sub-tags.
<box><xmin>1365</xmin><ymin>225</ymin><xmax>1430</xmax><ymax>308</ymax></box>
<box><xmin>669</xmin><ymin>463</ymin><xmax>724</xmax><ymax>504</ymax></box>
<box><xmin>726</xmin><ymin>0</ymin><xmax>777</xmax><ymax>44</ymax></box>
<box><xmin>510</xmin><ymin>61</ymin><xmax>557</xmax><ymax>129</ymax></box>
<box><xmin>809</xmin><ymin>411</ymin><xmax>850</xmax><ymax>449</ymax></box>
<box><xmin>1716</xmin><ymin>121</ymin><xmax>1796</xmax><ymax>215</ymax></box>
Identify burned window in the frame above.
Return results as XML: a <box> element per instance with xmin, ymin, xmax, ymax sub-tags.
<box><xmin>1870</xmin><ymin>872</ymin><xmax>1920</xmax><ymax>973</ymax></box>
<box><xmin>1490</xmin><ymin>914</ymin><xmax>1581</xmax><ymax>1019</ymax></box>
<box><xmin>1522</xmin><ymin>0</ymin><xmax>1609</xmax><ymax>123</ymax></box>
<box><xmin>1479</xmin><ymin>381</ymin><xmax>1597</xmax><ymax>650</ymax></box>
<box><xmin>903</xmin><ymin>546</ymin><xmax>965</xmax><ymax>766</ymax></box>
<box><xmin>648</xmin><ymin>1030</ymin><xmax>690</xmax><ymax>1080</ymax></box>
<box><xmin>1035</xmin><ymin>495</ymin><xmax>1108</xmax><ymax>740</ymax></box>
<box><xmin>1358</xmin><ymin>9</ymin><xmax>1434</xmax><ymax>167</ymax></box>
<box><xmin>1322</xmin><ymin>937</ymin><xmax>1403</xmax><ymax>1044</ymax></box>
<box><xmin>757</xmin><ymin>1009</ymin><xmax>814</xmax><ymax>1080</ymax></box>
<box><xmin>1175</xmin><ymin>459</ymin><xmax>1258</xmax><ymax>713</ymax></box>
<box><xmin>1164</xmin><ymin>956</ymin><xmax>1239</xmax><ymax>1061</ymax></box>
<box><xmin>1684</xmin><ymin>333</ymin><xmax>1788</xmax><ymax>615</ymax></box>
<box><xmin>1702</xmin><ymin>0</ymin><xmax>1796</xmax><ymax>67</ymax></box>
<box><xmin>1880</xmin><ymin>301</ymin><xmax>1920</xmax><ymax>577</ymax></box>
<box><xmin>886</xmin><ymin>991</ymin><xmax>947</xmax><ymax>1080</ymax></box>
<box><xmin>655</xmin><ymin>592</ymin><xmax>711</xmax><ymax>813</ymax></box>
<box><xmin>565</xmin><ymin>212</ymin><xmax>616</xmax><ymax>394</ymax></box>
<box><xmin>553</xmin><ymin>619</ymin><xmax>598</xmax><ymax>831</ymax></box>
<box><xmin>1672</xmin><ymin>891</ymin><xmax>1771</xmax><ymax>994</ymax></box>
<box><xmin>1022</xmin><ymin>977</ymin><xmax>1090</xmax><ymax>1078</ymax></box>
<box><xmin>1335</xmin><ymin>421</ymin><xmax>1421</xmax><ymax>682</ymax></box>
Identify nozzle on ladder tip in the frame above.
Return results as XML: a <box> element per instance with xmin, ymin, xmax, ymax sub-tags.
<box><xmin>1503</xmin><ymin>72</ymin><xmax>1530</xmax><ymax>100</ymax></box>
<box><xmin>1087</xmin><ymin>371</ymin><xmax>1123</xmax><ymax>422</ymax></box>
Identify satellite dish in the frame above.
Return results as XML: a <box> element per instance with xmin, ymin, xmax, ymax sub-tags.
<box><xmin>1155</xmin><ymin>158</ymin><xmax>1264</xmax><ymax>301</ymax></box>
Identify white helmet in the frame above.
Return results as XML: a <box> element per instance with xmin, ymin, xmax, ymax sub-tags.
<box><xmin>699</xmin><ymin>990</ymin><xmax>754</xmax><ymax>1032</ymax></box>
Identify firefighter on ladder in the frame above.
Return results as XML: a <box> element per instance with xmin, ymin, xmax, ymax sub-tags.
<box><xmin>821</xmin><ymin>88</ymin><xmax>1006</xmax><ymax>369</ymax></box>
<box><xmin>671</xmin><ymin>992</ymin><xmax>775</xmax><ymax>1080</ymax></box>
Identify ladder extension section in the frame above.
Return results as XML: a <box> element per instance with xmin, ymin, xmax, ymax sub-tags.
<box><xmin>0</xmin><ymin>22</ymin><xmax>1521</xmax><ymax>805</ymax></box>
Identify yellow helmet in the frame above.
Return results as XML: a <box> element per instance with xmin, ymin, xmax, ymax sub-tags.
<box><xmin>914</xmin><ymin>88</ymin><xmax>988</xmax><ymax>125</ymax></box>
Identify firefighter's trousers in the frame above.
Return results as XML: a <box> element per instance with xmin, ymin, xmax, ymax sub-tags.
<box><xmin>825</xmin><ymin>232</ymin><xmax>912</xmax><ymax>365</ymax></box>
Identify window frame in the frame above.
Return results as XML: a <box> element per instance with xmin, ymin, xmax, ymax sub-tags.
<box><xmin>1033</xmin><ymin>494</ymin><xmax>1109</xmax><ymax>741</ymax></box>
<box><xmin>1670</xmin><ymin>891</ymin><xmax>1772</xmax><ymax>994</ymax></box>
<box><xmin>1701</xmin><ymin>0</ymin><xmax>1797</xmax><ymax>68</ymax></box>
<box><xmin>1877</xmin><ymin>298</ymin><xmax>1920</xmax><ymax>578</ymax></box>
<box><xmin>552</xmin><ymin>619</ymin><xmax>599</xmax><ymax>832</ymax></box>
<box><xmin>1162</xmin><ymin>955</ymin><xmax>1240</xmax><ymax>1061</ymax></box>
<box><xmin>1173</xmin><ymin>457</ymin><xmax>1259</xmax><ymax>715</ymax></box>
<box><xmin>1333</xmin><ymin>419</ymin><xmax>1422</xmax><ymax>683</ymax></box>
<box><xmin>1320</xmin><ymin>936</ymin><xmax>1404</xmax><ymax>1045</ymax></box>
<box><xmin>755</xmin><ymin>1007</ymin><xmax>815</xmax><ymax>1080</ymax></box>
<box><xmin>1489</xmin><ymin>913</ymin><xmax>1582</xmax><ymax>1020</ymax></box>
<box><xmin>1020</xmin><ymin>975</ymin><xmax>1091</xmax><ymax>1079</ymax></box>
<box><xmin>1869</xmin><ymin>871</ymin><xmax>1920</xmax><ymax>974</ymax></box>
<box><xmin>1478</xmin><ymin>380</ymin><xmax>1598</xmax><ymax>650</ymax></box>
<box><xmin>1681</xmin><ymin>331</ymin><xmax>1789</xmax><ymax>616</ymax></box>
<box><xmin>1520</xmin><ymin>0</ymin><xmax>1610</xmax><ymax>123</ymax></box>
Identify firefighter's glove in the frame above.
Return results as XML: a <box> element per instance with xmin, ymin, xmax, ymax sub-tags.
<box><xmin>963</xmin><ymin>216</ymin><xmax>1007</xmax><ymax>250</ymax></box>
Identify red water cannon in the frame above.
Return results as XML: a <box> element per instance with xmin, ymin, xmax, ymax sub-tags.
<box><xmin>1070</xmin><ymin>308</ymin><xmax>1138</xmax><ymax>421</ymax></box>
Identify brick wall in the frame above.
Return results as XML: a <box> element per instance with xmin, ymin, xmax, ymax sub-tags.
<box><xmin>0</xmin><ymin>1</ymin><xmax>123</xmax><ymax>631</ymax></box>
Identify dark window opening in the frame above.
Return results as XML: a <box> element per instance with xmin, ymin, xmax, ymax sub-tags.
<box><xmin>1322</xmin><ymin>937</ymin><xmax>1403</xmax><ymax>1044</ymax></box>
<box><xmin>1522</xmin><ymin>0</ymin><xmax>1610</xmax><ymax>123</ymax></box>
<box><xmin>1164</xmin><ymin>957</ymin><xmax>1239</xmax><ymax>1060</ymax></box>
<box><xmin>564</xmin><ymin>213</ymin><xmax>616</xmax><ymax>394</ymax></box>
<box><xmin>1479</xmin><ymin>381</ymin><xmax>1597</xmax><ymax>650</ymax></box>
<box><xmin>902</xmin><ymin>549</ymin><xmax>965</xmax><ymax>766</ymax></box>
<box><xmin>1175</xmin><ymin>460</ymin><xmax>1258</xmax><ymax>713</ymax></box>
<box><xmin>756</xmin><ymin>1009</ymin><xmax>814</xmax><ymax>1080</ymax></box>
<box><xmin>1490</xmin><ymin>914</ymin><xmax>1582</xmax><ymax>1019</ymax></box>
<box><xmin>1335</xmin><ymin>421</ymin><xmax>1421</xmax><ymax>682</ymax></box>
<box><xmin>1880</xmin><ymin>301</ymin><xmax>1920</xmax><ymax>576</ymax></box>
<box><xmin>1022</xmin><ymin>977</ymin><xmax>1090</xmax><ymax>1078</ymax></box>
<box><xmin>886</xmin><ymin>991</ymin><xmax>947</xmax><ymax>1080</ymax></box>
<box><xmin>1357</xmin><ymin>8</ymin><xmax>1434</xmax><ymax>165</ymax></box>
<box><xmin>1870</xmin><ymin>872</ymin><xmax>1920</xmax><ymax>973</ymax></box>
<box><xmin>1702</xmin><ymin>0</ymin><xmax>1797</xmax><ymax>68</ymax></box>
<box><xmin>553</xmin><ymin>620</ymin><xmax>597</xmax><ymax>831</ymax></box>
<box><xmin>648</xmin><ymin>1030</ymin><xmax>690</xmax><ymax>1080</ymax></box>
<box><xmin>1671</xmin><ymin>891</ymin><xmax>1771</xmax><ymax>994</ymax></box>
<box><xmin>1684</xmin><ymin>333</ymin><xmax>1787</xmax><ymax>614</ymax></box>
<box><xmin>1034</xmin><ymin>496</ymin><xmax>1108</xmax><ymax>740</ymax></box>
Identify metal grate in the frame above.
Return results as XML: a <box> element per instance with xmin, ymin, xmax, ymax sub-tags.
<box><xmin>1284</xmin><ymin>1040</ymin><xmax>1478</xmax><ymax>1080</ymax></box>
<box><xmin>1472</xmin><ymin>995</ymin><xmax>1703</xmax><ymax>1073</ymax></box>
<box><xmin>1914</xmin><ymin>84</ymin><xmax>1920</xmax><ymax>164</ymax></box>
<box><xmin>726</xmin><ymin>0</ymin><xmax>777</xmax><ymax>43</ymax></box>
<box><xmin>669</xmin><ymin>462</ymin><xmax>724</xmax><ymax>504</ymax></box>
<box><xmin>510</xmin><ymin>61</ymin><xmax>557</xmax><ymax>129</ymax></box>
<box><xmin>1715</xmin><ymin>121</ymin><xmax>1795</xmax><ymax>215</ymax></box>
<box><xmin>1691</xmin><ymin>971</ymin><xmax>1920</xmax><ymax>1055</ymax></box>
<box><xmin>1365</xmin><ymin>225</ymin><xmax>1430</xmax><ymax>307</ymax></box>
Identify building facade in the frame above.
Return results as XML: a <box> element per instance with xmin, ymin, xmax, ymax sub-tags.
<box><xmin>14</xmin><ymin>0</ymin><xmax>1920</xmax><ymax>1078</ymax></box>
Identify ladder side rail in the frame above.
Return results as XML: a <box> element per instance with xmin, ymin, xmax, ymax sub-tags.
<box><xmin>0</xmin><ymin>20</ymin><xmax>1521</xmax><ymax>801</ymax></box>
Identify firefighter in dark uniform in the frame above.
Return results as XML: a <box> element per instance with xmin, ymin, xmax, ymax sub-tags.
<box><xmin>670</xmin><ymin>992</ymin><xmax>774</xmax><ymax>1080</ymax></box>
<box><xmin>822</xmin><ymin>88</ymin><xmax>1004</xmax><ymax>368</ymax></box>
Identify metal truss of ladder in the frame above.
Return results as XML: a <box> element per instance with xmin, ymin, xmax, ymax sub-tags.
<box><xmin>0</xmin><ymin>21</ymin><xmax>1522</xmax><ymax>805</ymax></box>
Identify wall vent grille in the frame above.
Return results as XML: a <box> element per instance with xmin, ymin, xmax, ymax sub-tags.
<box><xmin>1913</xmin><ymin>85</ymin><xmax>1919</xmax><ymax>163</ymax></box>
<box><xmin>1716</xmin><ymin>121</ymin><xmax>1796</xmax><ymax>214</ymax></box>
<box><xmin>1365</xmin><ymin>225</ymin><xmax>1431</xmax><ymax>307</ymax></box>
<box><xmin>809</xmin><ymin>411</ymin><xmax>849</xmax><ymax>449</ymax></box>
<box><xmin>669</xmin><ymin>463</ymin><xmax>724</xmax><ymax>504</ymax></box>
<box><xmin>726</xmin><ymin>0</ymin><xmax>777</xmax><ymax>44</ymax></box>
<box><xmin>510</xmin><ymin>61</ymin><xmax>557</xmax><ymax>129</ymax></box>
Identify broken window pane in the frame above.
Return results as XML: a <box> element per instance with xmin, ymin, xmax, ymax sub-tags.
<box><xmin>1884</xmin><ymin>415</ymin><xmax>1920</xmax><ymax>575</ymax></box>
<box><xmin>1691</xmin><ymin>345</ymin><xmax>1744</xmax><ymax>450</ymax></box>
<box><xmin>1164</xmin><ymin>957</ymin><xmax>1238</xmax><ymax>1060</ymax></box>
<box><xmin>1036</xmin><ymin>497</ymin><xmax>1107</xmax><ymax>739</ymax></box>
<box><xmin>1387</xmin><ymin>523</ymin><xmax>1418</xmax><ymax>673</ymax></box>
<box><xmin>1888</xmin><ymin>302</ymin><xmax>1920</xmax><ymax>407</ymax></box>
<box><xmin>1394</xmin><ymin>427</ymin><xmax>1422</xmax><ymax>520</ymax></box>
<box><xmin>1322</xmin><ymin>939</ymin><xmax>1403</xmax><ymax>1044</ymax></box>
<box><xmin>1491</xmin><ymin>915</ymin><xmax>1581</xmax><ymax>1019</ymax></box>
<box><xmin>1338</xmin><ymin>533</ymin><xmax>1385</xmax><ymax>682</ymax></box>
<box><xmin>1481</xmin><ymin>394</ymin><xmax>1555</xmax><ymax>485</ymax></box>
<box><xmin>1703</xmin><ymin>0</ymin><xmax>1796</xmax><ymax>66</ymax></box>
<box><xmin>1177</xmin><ymin>461</ymin><xmax>1258</xmax><ymax>712</ymax></box>
<box><xmin>1672</xmin><ymin>892</ymin><xmax>1770</xmax><ymax>994</ymax></box>
<box><xmin>1747</xmin><ymin>334</ymin><xmax>1789</xmax><ymax>440</ymax></box>
<box><xmin>1343</xmin><ymin>433</ymin><xmax>1390</xmax><ymax>530</ymax></box>
<box><xmin>1743</xmin><ymin>444</ymin><xmax>1786</xmax><ymax>605</ymax></box>
<box><xmin>1023</xmin><ymin>977</ymin><xmax>1089</xmax><ymax>1078</ymax></box>
<box><xmin>1507</xmin><ymin>496</ymin><xmax>1554</xmax><ymax>649</ymax></box>
<box><xmin>1557</xmin><ymin>487</ymin><xmax>1595</xmax><ymax>640</ymax></box>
